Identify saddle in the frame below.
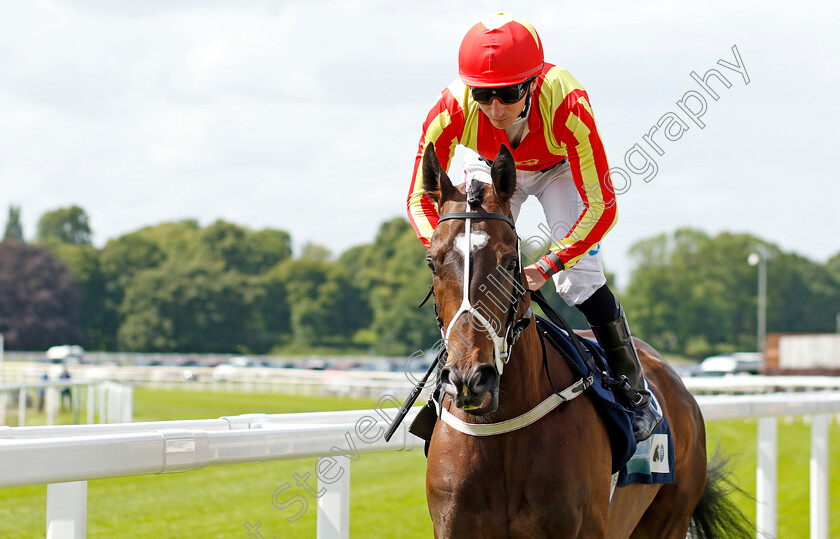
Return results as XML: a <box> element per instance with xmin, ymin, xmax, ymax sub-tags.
<box><xmin>534</xmin><ymin>314</ymin><xmax>674</xmax><ymax>486</ymax></box>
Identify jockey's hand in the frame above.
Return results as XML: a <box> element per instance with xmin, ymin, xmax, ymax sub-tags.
<box><xmin>522</xmin><ymin>264</ymin><xmax>550</xmax><ymax>291</ymax></box>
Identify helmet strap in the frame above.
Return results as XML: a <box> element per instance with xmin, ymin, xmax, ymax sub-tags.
<box><xmin>518</xmin><ymin>92</ymin><xmax>532</xmax><ymax>119</ymax></box>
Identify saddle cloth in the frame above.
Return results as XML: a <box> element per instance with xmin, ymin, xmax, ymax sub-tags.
<box><xmin>535</xmin><ymin>315</ymin><xmax>675</xmax><ymax>486</ymax></box>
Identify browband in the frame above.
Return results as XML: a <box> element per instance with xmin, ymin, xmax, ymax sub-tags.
<box><xmin>437</xmin><ymin>212</ymin><xmax>515</xmax><ymax>229</ymax></box>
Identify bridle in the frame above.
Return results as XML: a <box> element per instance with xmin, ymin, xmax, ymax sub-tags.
<box><xmin>435</xmin><ymin>208</ymin><xmax>531</xmax><ymax>375</ymax></box>
<box><xmin>427</xmin><ymin>206</ymin><xmax>592</xmax><ymax>437</ymax></box>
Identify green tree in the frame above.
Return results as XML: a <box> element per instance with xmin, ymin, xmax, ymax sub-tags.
<box><xmin>625</xmin><ymin>229</ymin><xmax>763</xmax><ymax>356</ymax></box>
<box><xmin>37</xmin><ymin>205</ymin><xmax>92</xmax><ymax>246</ymax></box>
<box><xmin>197</xmin><ymin>220</ymin><xmax>292</xmax><ymax>274</ymax></box>
<box><xmin>624</xmin><ymin>229</ymin><xmax>840</xmax><ymax>357</ymax></box>
<box><xmin>130</xmin><ymin>220</ymin><xmax>202</xmax><ymax>262</ymax></box>
<box><xmin>273</xmin><ymin>257</ymin><xmax>371</xmax><ymax>347</ymax></box>
<box><xmin>827</xmin><ymin>252</ymin><xmax>840</xmax><ymax>282</ymax></box>
<box><xmin>96</xmin><ymin>220</ymin><xmax>294</xmax><ymax>352</ymax></box>
<box><xmin>768</xmin><ymin>252</ymin><xmax>840</xmax><ymax>334</ymax></box>
<box><xmin>0</xmin><ymin>241</ymin><xmax>85</xmax><ymax>350</ymax></box>
<box><xmin>250</xmin><ymin>271</ymin><xmax>293</xmax><ymax>352</ymax></box>
<box><xmin>245</xmin><ymin>228</ymin><xmax>293</xmax><ymax>273</ymax></box>
<box><xmin>299</xmin><ymin>242</ymin><xmax>332</xmax><ymax>262</ymax></box>
<box><xmin>51</xmin><ymin>243</ymin><xmax>109</xmax><ymax>349</ymax></box>
<box><xmin>99</xmin><ymin>233</ymin><xmax>167</xmax><ymax>349</ymax></box>
<box><xmin>197</xmin><ymin>220</ymin><xmax>248</xmax><ymax>272</ymax></box>
<box><xmin>117</xmin><ymin>261</ymin><xmax>268</xmax><ymax>353</ymax></box>
<box><xmin>339</xmin><ymin>218</ymin><xmax>438</xmax><ymax>355</ymax></box>
<box><xmin>3</xmin><ymin>205</ymin><xmax>23</xmax><ymax>243</ymax></box>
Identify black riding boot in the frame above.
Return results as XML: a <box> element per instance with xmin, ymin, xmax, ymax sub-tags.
<box><xmin>590</xmin><ymin>308</ymin><xmax>663</xmax><ymax>443</ymax></box>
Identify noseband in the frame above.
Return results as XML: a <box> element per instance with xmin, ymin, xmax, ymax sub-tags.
<box><xmin>436</xmin><ymin>209</ymin><xmax>531</xmax><ymax>375</ymax></box>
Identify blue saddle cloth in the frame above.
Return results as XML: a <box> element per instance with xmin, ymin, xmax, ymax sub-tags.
<box><xmin>535</xmin><ymin>315</ymin><xmax>674</xmax><ymax>487</ymax></box>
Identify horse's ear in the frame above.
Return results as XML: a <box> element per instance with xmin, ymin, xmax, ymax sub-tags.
<box><xmin>422</xmin><ymin>143</ymin><xmax>454</xmax><ymax>203</ymax></box>
<box><xmin>490</xmin><ymin>144</ymin><xmax>516</xmax><ymax>201</ymax></box>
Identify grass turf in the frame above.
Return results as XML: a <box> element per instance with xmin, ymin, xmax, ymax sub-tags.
<box><xmin>1</xmin><ymin>388</ymin><xmax>839</xmax><ymax>537</ymax></box>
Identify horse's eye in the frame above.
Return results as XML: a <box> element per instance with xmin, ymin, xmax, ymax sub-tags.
<box><xmin>426</xmin><ymin>256</ymin><xmax>437</xmax><ymax>275</ymax></box>
<box><xmin>506</xmin><ymin>257</ymin><xmax>518</xmax><ymax>272</ymax></box>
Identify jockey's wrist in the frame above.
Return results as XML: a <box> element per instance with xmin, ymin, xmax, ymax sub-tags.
<box><xmin>534</xmin><ymin>264</ymin><xmax>551</xmax><ymax>280</ymax></box>
<box><xmin>536</xmin><ymin>253</ymin><xmax>564</xmax><ymax>277</ymax></box>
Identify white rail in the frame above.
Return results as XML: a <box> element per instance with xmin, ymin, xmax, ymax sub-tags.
<box><xmin>696</xmin><ymin>392</ymin><xmax>840</xmax><ymax>539</ymax></box>
<box><xmin>683</xmin><ymin>374</ymin><xmax>840</xmax><ymax>394</ymax></box>
<box><xmin>1</xmin><ymin>392</ymin><xmax>839</xmax><ymax>538</ymax></box>
<box><xmin>0</xmin><ymin>380</ymin><xmax>133</xmax><ymax>426</ymax></box>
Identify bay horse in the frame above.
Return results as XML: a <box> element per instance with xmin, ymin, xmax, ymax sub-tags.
<box><xmin>418</xmin><ymin>143</ymin><xmax>750</xmax><ymax>538</ymax></box>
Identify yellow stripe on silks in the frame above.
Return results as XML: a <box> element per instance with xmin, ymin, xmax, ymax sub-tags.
<box><xmin>446</xmin><ymin>81</ymin><xmax>478</xmax><ymax>152</ymax></box>
<box><xmin>407</xmin><ymin>188</ymin><xmax>436</xmax><ymax>244</ymax></box>
<box><xmin>577</xmin><ymin>96</ymin><xmax>594</xmax><ymax>117</ymax></box>
<box><xmin>423</xmin><ymin>108</ymin><xmax>453</xmax><ymax>149</ymax></box>
<box><xmin>408</xmin><ymin>108</ymin><xmax>453</xmax><ymax>243</ymax></box>
<box><xmin>459</xmin><ymin>111</ymin><xmax>478</xmax><ymax>153</ymax></box>
<box><xmin>539</xmin><ymin>66</ymin><xmax>585</xmax><ymax>157</ymax></box>
<box><xmin>548</xmin><ymin>108</ymin><xmax>616</xmax><ymax>266</ymax></box>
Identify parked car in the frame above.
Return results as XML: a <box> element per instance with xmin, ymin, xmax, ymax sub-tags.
<box><xmin>696</xmin><ymin>353</ymin><xmax>763</xmax><ymax>376</ymax></box>
<box><xmin>45</xmin><ymin>345</ymin><xmax>85</xmax><ymax>363</ymax></box>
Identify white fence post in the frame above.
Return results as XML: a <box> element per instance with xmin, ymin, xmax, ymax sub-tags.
<box><xmin>123</xmin><ymin>385</ymin><xmax>133</xmax><ymax>423</ymax></box>
<box><xmin>107</xmin><ymin>383</ymin><xmax>117</xmax><ymax>423</ymax></box>
<box><xmin>46</xmin><ymin>481</ymin><xmax>87</xmax><ymax>538</ymax></box>
<box><xmin>18</xmin><ymin>387</ymin><xmax>26</xmax><ymax>426</ymax></box>
<box><xmin>317</xmin><ymin>456</ymin><xmax>351</xmax><ymax>539</ymax></box>
<box><xmin>97</xmin><ymin>385</ymin><xmax>106</xmax><ymax>424</ymax></box>
<box><xmin>46</xmin><ymin>387</ymin><xmax>56</xmax><ymax>426</ymax></box>
<box><xmin>71</xmin><ymin>387</ymin><xmax>79</xmax><ymax>424</ymax></box>
<box><xmin>757</xmin><ymin>416</ymin><xmax>778</xmax><ymax>538</ymax></box>
<box><xmin>87</xmin><ymin>385</ymin><xmax>95</xmax><ymax>424</ymax></box>
<box><xmin>810</xmin><ymin>413</ymin><xmax>829</xmax><ymax>539</ymax></box>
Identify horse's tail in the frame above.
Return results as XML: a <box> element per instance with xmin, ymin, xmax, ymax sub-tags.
<box><xmin>689</xmin><ymin>449</ymin><xmax>753</xmax><ymax>538</ymax></box>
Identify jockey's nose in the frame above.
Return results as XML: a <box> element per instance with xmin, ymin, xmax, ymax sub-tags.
<box><xmin>488</xmin><ymin>98</ymin><xmax>506</xmax><ymax>116</ymax></box>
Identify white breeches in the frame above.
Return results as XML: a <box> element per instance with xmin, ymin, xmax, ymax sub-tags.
<box><xmin>462</xmin><ymin>149</ymin><xmax>607</xmax><ymax>307</ymax></box>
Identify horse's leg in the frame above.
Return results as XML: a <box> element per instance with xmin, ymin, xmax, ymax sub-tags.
<box><xmin>631</xmin><ymin>483</ymin><xmax>698</xmax><ymax>538</ymax></box>
<box><xmin>632</xmin><ymin>430</ymin><xmax>707</xmax><ymax>538</ymax></box>
<box><xmin>507</xmin><ymin>400</ymin><xmax>613</xmax><ymax>539</ymax></box>
<box><xmin>426</xmin><ymin>428</ymin><xmax>514</xmax><ymax>539</ymax></box>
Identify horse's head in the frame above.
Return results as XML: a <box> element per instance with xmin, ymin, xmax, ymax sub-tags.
<box><xmin>423</xmin><ymin>143</ymin><xmax>528</xmax><ymax>416</ymax></box>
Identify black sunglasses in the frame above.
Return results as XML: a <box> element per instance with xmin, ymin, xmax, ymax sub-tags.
<box><xmin>470</xmin><ymin>77</ymin><xmax>535</xmax><ymax>105</ymax></box>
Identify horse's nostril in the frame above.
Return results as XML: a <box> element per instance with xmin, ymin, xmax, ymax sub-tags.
<box><xmin>469</xmin><ymin>364</ymin><xmax>499</xmax><ymax>394</ymax></box>
<box><xmin>440</xmin><ymin>367</ymin><xmax>460</xmax><ymax>390</ymax></box>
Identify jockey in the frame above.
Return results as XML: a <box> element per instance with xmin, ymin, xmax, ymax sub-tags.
<box><xmin>406</xmin><ymin>12</ymin><xmax>662</xmax><ymax>442</ymax></box>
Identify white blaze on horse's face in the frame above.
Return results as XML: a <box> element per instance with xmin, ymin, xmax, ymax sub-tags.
<box><xmin>453</xmin><ymin>231</ymin><xmax>490</xmax><ymax>259</ymax></box>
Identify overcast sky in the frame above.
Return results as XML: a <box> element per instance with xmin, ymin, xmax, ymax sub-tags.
<box><xmin>1</xmin><ymin>0</ymin><xmax>837</xmax><ymax>288</ymax></box>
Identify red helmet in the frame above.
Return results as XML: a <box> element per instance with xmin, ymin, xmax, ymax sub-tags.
<box><xmin>458</xmin><ymin>13</ymin><xmax>544</xmax><ymax>88</ymax></box>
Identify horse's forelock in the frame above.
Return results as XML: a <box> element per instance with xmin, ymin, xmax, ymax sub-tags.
<box><xmin>467</xmin><ymin>179</ymin><xmax>485</xmax><ymax>209</ymax></box>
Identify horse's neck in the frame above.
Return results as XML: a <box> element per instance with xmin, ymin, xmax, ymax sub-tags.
<box><xmin>495</xmin><ymin>320</ymin><xmax>572</xmax><ymax>420</ymax></box>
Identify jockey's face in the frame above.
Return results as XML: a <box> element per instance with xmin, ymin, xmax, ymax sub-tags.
<box><xmin>475</xmin><ymin>80</ymin><xmax>537</xmax><ymax>130</ymax></box>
